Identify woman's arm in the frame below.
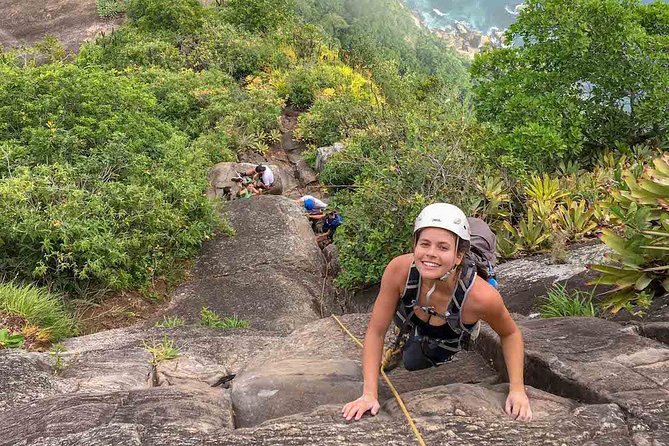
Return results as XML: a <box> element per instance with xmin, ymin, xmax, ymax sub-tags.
<box><xmin>471</xmin><ymin>283</ymin><xmax>533</xmax><ymax>421</ymax></box>
<box><xmin>342</xmin><ymin>255</ymin><xmax>407</xmax><ymax>421</ymax></box>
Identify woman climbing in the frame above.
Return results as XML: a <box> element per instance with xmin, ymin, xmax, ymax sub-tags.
<box><xmin>341</xmin><ymin>203</ymin><xmax>532</xmax><ymax>422</ymax></box>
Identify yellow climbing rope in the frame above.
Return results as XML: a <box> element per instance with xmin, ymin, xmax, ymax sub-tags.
<box><xmin>331</xmin><ymin>314</ymin><xmax>427</xmax><ymax>446</ymax></box>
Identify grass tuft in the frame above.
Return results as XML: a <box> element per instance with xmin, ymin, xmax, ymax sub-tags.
<box><xmin>539</xmin><ymin>284</ymin><xmax>597</xmax><ymax>318</ymax></box>
<box><xmin>144</xmin><ymin>335</ymin><xmax>180</xmax><ymax>365</ymax></box>
<box><xmin>154</xmin><ymin>315</ymin><xmax>185</xmax><ymax>328</ymax></box>
<box><xmin>200</xmin><ymin>306</ymin><xmax>249</xmax><ymax>329</ymax></box>
<box><xmin>0</xmin><ymin>282</ymin><xmax>76</xmax><ymax>342</ymax></box>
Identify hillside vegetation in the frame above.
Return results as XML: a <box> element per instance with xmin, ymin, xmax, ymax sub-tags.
<box><xmin>0</xmin><ymin>0</ymin><xmax>667</xmax><ymax>331</ymax></box>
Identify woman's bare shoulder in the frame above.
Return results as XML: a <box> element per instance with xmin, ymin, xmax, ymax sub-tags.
<box><xmin>382</xmin><ymin>254</ymin><xmax>413</xmax><ymax>286</ymax></box>
<box><xmin>466</xmin><ymin>276</ymin><xmax>505</xmax><ymax>316</ymax></box>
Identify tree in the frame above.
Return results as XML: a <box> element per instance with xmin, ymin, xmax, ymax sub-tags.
<box><xmin>471</xmin><ymin>0</ymin><xmax>669</xmax><ymax>174</ymax></box>
<box><xmin>223</xmin><ymin>0</ymin><xmax>296</xmax><ymax>33</ymax></box>
<box><xmin>127</xmin><ymin>0</ymin><xmax>204</xmax><ymax>34</ymax></box>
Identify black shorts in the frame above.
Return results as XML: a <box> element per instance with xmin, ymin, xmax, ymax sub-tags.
<box><xmin>402</xmin><ymin>335</ymin><xmax>455</xmax><ymax>371</ymax></box>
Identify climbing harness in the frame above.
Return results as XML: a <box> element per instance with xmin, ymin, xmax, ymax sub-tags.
<box><xmin>393</xmin><ymin>261</ymin><xmax>481</xmax><ymax>365</ymax></box>
<box><xmin>331</xmin><ymin>315</ymin><xmax>427</xmax><ymax>446</ymax></box>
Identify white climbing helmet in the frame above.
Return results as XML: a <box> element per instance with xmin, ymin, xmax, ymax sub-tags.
<box><xmin>413</xmin><ymin>203</ymin><xmax>471</xmax><ymax>242</ymax></box>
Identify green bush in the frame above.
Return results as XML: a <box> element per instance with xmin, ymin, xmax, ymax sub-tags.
<box><xmin>330</xmin><ymin>112</ymin><xmax>483</xmax><ymax>288</ymax></box>
<box><xmin>223</xmin><ymin>0</ymin><xmax>295</xmax><ymax>34</ymax></box>
<box><xmin>185</xmin><ymin>22</ymin><xmax>290</xmax><ymax>79</ymax></box>
<box><xmin>0</xmin><ymin>282</ymin><xmax>76</xmax><ymax>341</ymax></box>
<box><xmin>274</xmin><ymin>62</ymin><xmax>376</xmax><ymax>110</ymax></box>
<box><xmin>0</xmin><ymin>64</ymin><xmax>219</xmax><ymax>294</ymax></box>
<box><xmin>296</xmin><ymin>94</ymin><xmax>374</xmax><ymax>146</ymax></box>
<box><xmin>471</xmin><ymin>0</ymin><xmax>669</xmax><ymax>173</ymax></box>
<box><xmin>77</xmin><ymin>28</ymin><xmax>185</xmax><ymax>70</ymax></box>
<box><xmin>127</xmin><ymin>0</ymin><xmax>204</xmax><ymax>34</ymax></box>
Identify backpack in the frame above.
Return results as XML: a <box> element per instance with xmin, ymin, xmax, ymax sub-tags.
<box><xmin>466</xmin><ymin>217</ymin><xmax>498</xmax><ymax>285</ymax></box>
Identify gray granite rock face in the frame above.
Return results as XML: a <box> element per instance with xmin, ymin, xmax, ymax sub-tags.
<box><xmin>315</xmin><ymin>142</ymin><xmax>345</xmax><ymax>172</ymax></box>
<box><xmin>0</xmin><ymin>350</ymin><xmax>63</xmax><ymax>413</ymax></box>
<box><xmin>496</xmin><ymin>243</ymin><xmax>610</xmax><ymax>315</ymax></box>
<box><xmin>0</xmin><ymin>384</ymin><xmax>641</xmax><ymax>446</ymax></box>
<box><xmin>1</xmin><ymin>387</ymin><xmax>233</xmax><ymax>446</ymax></box>
<box><xmin>164</xmin><ymin>196</ymin><xmax>326</xmax><ymax>333</ymax></box>
<box><xmin>232</xmin><ymin>313</ymin><xmax>497</xmax><ymax>427</ymax></box>
<box><xmin>476</xmin><ymin>316</ymin><xmax>669</xmax><ymax>442</ymax></box>
<box><xmin>3</xmin><ymin>314</ymin><xmax>669</xmax><ymax>445</ymax></box>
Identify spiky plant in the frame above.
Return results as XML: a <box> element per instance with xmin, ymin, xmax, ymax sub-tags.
<box><xmin>590</xmin><ymin>154</ymin><xmax>669</xmax><ymax>313</ymax></box>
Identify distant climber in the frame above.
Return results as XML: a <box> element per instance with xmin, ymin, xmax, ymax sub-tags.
<box><xmin>296</xmin><ymin>195</ymin><xmax>328</xmax><ymax>214</ymax></box>
<box><xmin>243</xmin><ymin>164</ymin><xmax>281</xmax><ymax>195</ymax></box>
<box><xmin>315</xmin><ymin>209</ymin><xmax>343</xmax><ymax>247</ymax></box>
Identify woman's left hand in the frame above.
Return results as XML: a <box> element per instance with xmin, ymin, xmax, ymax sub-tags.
<box><xmin>505</xmin><ymin>389</ymin><xmax>532</xmax><ymax>421</ymax></box>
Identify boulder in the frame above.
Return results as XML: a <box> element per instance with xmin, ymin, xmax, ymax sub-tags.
<box><xmin>58</xmin><ymin>345</ymin><xmax>153</xmax><ymax>393</ymax></box>
<box><xmin>232</xmin><ymin>358</ymin><xmax>362</xmax><ymax>427</ymax></box>
<box><xmin>58</xmin><ymin>325</ymin><xmax>282</xmax><ymax>392</ymax></box>
<box><xmin>293</xmin><ymin>158</ymin><xmax>319</xmax><ymax>186</ymax></box>
<box><xmin>0</xmin><ymin>387</ymin><xmax>233</xmax><ymax>446</ymax></box>
<box><xmin>636</xmin><ymin>321</ymin><xmax>669</xmax><ymax>345</ymax></box>
<box><xmin>232</xmin><ymin>314</ymin><xmax>497</xmax><ymax>427</ymax></box>
<box><xmin>477</xmin><ymin>317</ymin><xmax>669</xmax><ymax>442</ymax></box>
<box><xmin>164</xmin><ymin>196</ymin><xmax>326</xmax><ymax>333</ymax></box>
<box><xmin>496</xmin><ymin>242</ymin><xmax>610</xmax><ymax>315</ymax></box>
<box><xmin>315</xmin><ymin>142</ymin><xmax>345</xmax><ymax>172</ymax></box>
<box><xmin>382</xmin><ymin>383</ymin><xmax>632</xmax><ymax>445</ymax></box>
<box><xmin>0</xmin><ymin>350</ymin><xmax>65</xmax><ymax>413</ymax></box>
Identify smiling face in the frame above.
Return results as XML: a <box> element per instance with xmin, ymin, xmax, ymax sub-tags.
<box><xmin>413</xmin><ymin>227</ymin><xmax>464</xmax><ymax>280</ymax></box>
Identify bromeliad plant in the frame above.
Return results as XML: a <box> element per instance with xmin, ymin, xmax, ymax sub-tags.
<box><xmin>590</xmin><ymin>153</ymin><xmax>669</xmax><ymax>313</ymax></box>
<box><xmin>555</xmin><ymin>198</ymin><xmax>598</xmax><ymax>240</ymax></box>
<box><xmin>472</xmin><ymin>175</ymin><xmax>512</xmax><ymax>221</ymax></box>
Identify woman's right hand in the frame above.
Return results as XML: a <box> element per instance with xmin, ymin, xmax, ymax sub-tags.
<box><xmin>342</xmin><ymin>394</ymin><xmax>381</xmax><ymax>421</ymax></box>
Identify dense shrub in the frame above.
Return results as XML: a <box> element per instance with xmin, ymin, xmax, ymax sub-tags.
<box><xmin>274</xmin><ymin>62</ymin><xmax>377</xmax><ymax>109</ymax></box>
<box><xmin>185</xmin><ymin>22</ymin><xmax>289</xmax><ymax>79</ymax></box>
<box><xmin>296</xmin><ymin>91</ymin><xmax>376</xmax><ymax>145</ymax></box>
<box><xmin>127</xmin><ymin>0</ymin><xmax>204</xmax><ymax>34</ymax></box>
<box><xmin>223</xmin><ymin>0</ymin><xmax>296</xmax><ymax>34</ymax></box>
<box><xmin>77</xmin><ymin>28</ymin><xmax>186</xmax><ymax>70</ymax></box>
<box><xmin>327</xmin><ymin>107</ymin><xmax>484</xmax><ymax>288</ymax></box>
<box><xmin>0</xmin><ymin>64</ymin><xmax>219</xmax><ymax>294</ymax></box>
<box><xmin>471</xmin><ymin>0</ymin><xmax>669</xmax><ymax>174</ymax></box>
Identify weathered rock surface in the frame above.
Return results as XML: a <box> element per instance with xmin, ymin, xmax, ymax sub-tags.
<box><xmin>4</xmin><ymin>314</ymin><xmax>668</xmax><ymax>445</ymax></box>
<box><xmin>315</xmin><ymin>142</ymin><xmax>345</xmax><ymax>172</ymax></box>
<box><xmin>232</xmin><ymin>314</ymin><xmax>497</xmax><ymax>427</ymax></box>
<box><xmin>165</xmin><ymin>196</ymin><xmax>326</xmax><ymax>333</ymax></box>
<box><xmin>384</xmin><ymin>383</ymin><xmax>632</xmax><ymax>445</ymax></box>
<box><xmin>232</xmin><ymin>358</ymin><xmax>363</xmax><ymax>427</ymax></box>
<box><xmin>0</xmin><ymin>0</ymin><xmax>123</xmax><ymax>52</ymax></box>
<box><xmin>477</xmin><ymin>316</ymin><xmax>669</xmax><ymax>442</ymax></box>
<box><xmin>3</xmin><ymin>383</ymin><xmax>637</xmax><ymax>446</ymax></box>
<box><xmin>496</xmin><ymin>243</ymin><xmax>610</xmax><ymax>315</ymax></box>
<box><xmin>636</xmin><ymin>321</ymin><xmax>669</xmax><ymax>345</ymax></box>
<box><xmin>0</xmin><ymin>350</ymin><xmax>63</xmax><ymax>413</ymax></box>
<box><xmin>62</xmin><ymin>325</ymin><xmax>282</xmax><ymax>385</ymax></box>
<box><xmin>0</xmin><ymin>387</ymin><xmax>233</xmax><ymax>446</ymax></box>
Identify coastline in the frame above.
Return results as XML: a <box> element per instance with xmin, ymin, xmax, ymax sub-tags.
<box><xmin>397</xmin><ymin>0</ymin><xmax>507</xmax><ymax>59</ymax></box>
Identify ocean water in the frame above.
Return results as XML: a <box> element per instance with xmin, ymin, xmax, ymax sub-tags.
<box><xmin>404</xmin><ymin>0</ymin><xmax>664</xmax><ymax>35</ymax></box>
